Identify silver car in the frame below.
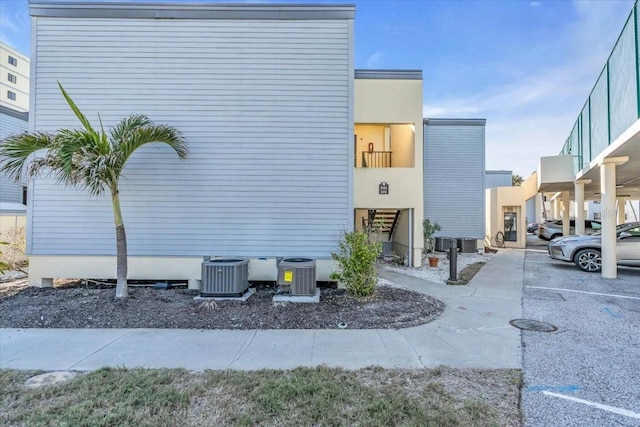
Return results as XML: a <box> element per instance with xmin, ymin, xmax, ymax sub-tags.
<box><xmin>548</xmin><ymin>222</ymin><xmax>640</xmax><ymax>272</ymax></box>
<box><xmin>538</xmin><ymin>219</ymin><xmax>601</xmax><ymax>241</ymax></box>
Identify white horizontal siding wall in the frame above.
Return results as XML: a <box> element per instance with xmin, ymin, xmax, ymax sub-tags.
<box><xmin>30</xmin><ymin>16</ymin><xmax>353</xmax><ymax>257</ymax></box>
<box><xmin>424</xmin><ymin>120</ymin><xmax>485</xmax><ymax>238</ymax></box>
<box><xmin>0</xmin><ymin>108</ymin><xmax>28</xmax><ymax>204</ymax></box>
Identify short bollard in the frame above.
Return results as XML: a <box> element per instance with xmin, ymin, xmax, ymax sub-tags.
<box><xmin>447</xmin><ymin>238</ymin><xmax>463</xmax><ymax>285</ymax></box>
<box><xmin>449</xmin><ymin>238</ymin><xmax>458</xmax><ymax>281</ymax></box>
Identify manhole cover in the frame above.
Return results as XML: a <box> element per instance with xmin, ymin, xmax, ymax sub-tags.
<box><xmin>509</xmin><ymin>319</ymin><xmax>558</xmax><ymax>332</ymax></box>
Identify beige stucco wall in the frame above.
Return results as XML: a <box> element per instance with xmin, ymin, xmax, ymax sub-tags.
<box><xmin>538</xmin><ymin>155</ymin><xmax>574</xmax><ymax>190</ymax></box>
<box><xmin>354</xmin><ymin>78</ymin><xmax>423</xmax><ymax>265</ymax></box>
<box><xmin>27</xmin><ymin>256</ymin><xmax>337</xmax><ymax>288</ymax></box>
<box><xmin>0</xmin><ymin>213</ymin><xmax>26</xmax><ymax>237</ymax></box>
<box><xmin>355</xmin><ymin>79</ymin><xmax>423</xmax><ymax>123</ymax></box>
<box><xmin>522</xmin><ymin>172</ymin><xmax>539</xmax><ymax>200</ymax></box>
<box><xmin>0</xmin><ymin>42</ymin><xmax>30</xmax><ymax>112</ymax></box>
<box><xmin>485</xmin><ymin>187</ymin><xmax>527</xmax><ymax>249</ymax></box>
<box><xmin>390</xmin><ymin>124</ymin><xmax>415</xmax><ymax>167</ymax></box>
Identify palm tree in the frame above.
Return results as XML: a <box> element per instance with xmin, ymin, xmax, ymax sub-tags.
<box><xmin>0</xmin><ymin>82</ymin><xmax>188</xmax><ymax>298</ymax></box>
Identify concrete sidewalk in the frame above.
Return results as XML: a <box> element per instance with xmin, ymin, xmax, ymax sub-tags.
<box><xmin>0</xmin><ymin>249</ymin><xmax>524</xmax><ymax>372</ymax></box>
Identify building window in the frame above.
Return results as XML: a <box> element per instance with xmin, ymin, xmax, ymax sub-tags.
<box><xmin>8</xmin><ymin>55</ymin><xmax>17</xmax><ymax>66</ymax></box>
<box><xmin>7</xmin><ymin>73</ymin><xmax>17</xmax><ymax>84</ymax></box>
<box><xmin>7</xmin><ymin>90</ymin><xmax>16</xmax><ymax>100</ymax></box>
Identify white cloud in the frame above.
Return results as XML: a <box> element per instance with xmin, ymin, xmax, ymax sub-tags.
<box><xmin>0</xmin><ymin>1</ymin><xmax>30</xmax><ymax>53</ymax></box>
<box><xmin>366</xmin><ymin>52</ymin><xmax>384</xmax><ymax>68</ymax></box>
<box><xmin>530</xmin><ymin>2</ymin><xmax>541</xmax><ymax>7</ymax></box>
<box><xmin>423</xmin><ymin>0</ymin><xmax>634</xmax><ymax>177</ymax></box>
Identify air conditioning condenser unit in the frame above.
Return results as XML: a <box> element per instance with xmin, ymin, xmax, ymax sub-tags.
<box><xmin>201</xmin><ymin>258</ymin><xmax>249</xmax><ymax>297</ymax></box>
<box><xmin>277</xmin><ymin>258</ymin><xmax>316</xmax><ymax>296</ymax></box>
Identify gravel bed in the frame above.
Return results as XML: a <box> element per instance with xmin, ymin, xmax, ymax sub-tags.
<box><xmin>382</xmin><ymin>252</ymin><xmax>490</xmax><ymax>283</ymax></box>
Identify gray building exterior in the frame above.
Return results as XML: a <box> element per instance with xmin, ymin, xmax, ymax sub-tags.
<box><xmin>0</xmin><ymin>105</ymin><xmax>28</xmax><ymax>204</ymax></box>
<box><xmin>424</xmin><ymin>118</ymin><xmax>486</xmax><ymax>239</ymax></box>
<box><xmin>28</xmin><ymin>2</ymin><xmax>355</xmax><ymax>258</ymax></box>
<box><xmin>485</xmin><ymin>170</ymin><xmax>512</xmax><ymax>189</ymax></box>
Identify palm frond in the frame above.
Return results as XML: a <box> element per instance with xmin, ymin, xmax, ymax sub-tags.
<box><xmin>55</xmin><ymin>129</ymin><xmax>103</xmax><ymax>176</ymax></box>
<box><xmin>57</xmin><ymin>81</ymin><xmax>97</xmax><ymax>136</ymax></box>
<box><xmin>0</xmin><ymin>132</ymin><xmax>54</xmax><ymax>182</ymax></box>
<box><xmin>109</xmin><ymin>115</ymin><xmax>152</xmax><ymax>145</ymax></box>
<box><xmin>115</xmin><ymin>121</ymin><xmax>188</xmax><ymax>170</ymax></box>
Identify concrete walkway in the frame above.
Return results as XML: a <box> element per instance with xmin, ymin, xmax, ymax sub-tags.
<box><xmin>0</xmin><ymin>249</ymin><xmax>524</xmax><ymax>372</ymax></box>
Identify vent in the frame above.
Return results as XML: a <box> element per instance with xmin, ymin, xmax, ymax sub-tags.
<box><xmin>277</xmin><ymin>258</ymin><xmax>316</xmax><ymax>296</ymax></box>
<box><xmin>201</xmin><ymin>259</ymin><xmax>249</xmax><ymax>297</ymax></box>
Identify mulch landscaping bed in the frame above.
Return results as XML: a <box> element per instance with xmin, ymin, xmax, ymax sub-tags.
<box><xmin>0</xmin><ymin>283</ymin><xmax>445</xmax><ymax>330</ymax></box>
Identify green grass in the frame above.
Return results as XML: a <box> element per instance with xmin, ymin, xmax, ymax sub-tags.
<box><xmin>1</xmin><ymin>366</ymin><xmax>521</xmax><ymax>427</ymax></box>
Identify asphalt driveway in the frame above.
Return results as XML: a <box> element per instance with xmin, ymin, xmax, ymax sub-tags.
<box><xmin>521</xmin><ymin>234</ymin><xmax>640</xmax><ymax>426</ymax></box>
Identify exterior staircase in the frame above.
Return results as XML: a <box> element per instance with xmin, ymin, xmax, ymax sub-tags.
<box><xmin>363</xmin><ymin>209</ymin><xmax>400</xmax><ymax>241</ymax></box>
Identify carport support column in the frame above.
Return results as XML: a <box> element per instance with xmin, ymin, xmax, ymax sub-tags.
<box><xmin>574</xmin><ymin>180</ymin><xmax>590</xmax><ymax>235</ymax></box>
<box><xmin>617</xmin><ymin>197</ymin><xmax>626</xmax><ymax>224</ymax></box>
<box><xmin>552</xmin><ymin>198</ymin><xmax>560</xmax><ymax>219</ymax></box>
<box><xmin>600</xmin><ymin>157</ymin><xmax>629</xmax><ymax>279</ymax></box>
<box><xmin>562</xmin><ymin>191</ymin><xmax>570</xmax><ymax>237</ymax></box>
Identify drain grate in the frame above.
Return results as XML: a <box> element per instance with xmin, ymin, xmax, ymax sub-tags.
<box><xmin>509</xmin><ymin>319</ymin><xmax>558</xmax><ymax>332</ymax></box>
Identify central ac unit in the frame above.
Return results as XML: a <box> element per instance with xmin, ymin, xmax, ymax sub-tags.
<box><xmin>201</xmin><ymin>258</ymin><xmax>249</xmax><ymax>297</ymax></box>
<box><xmin>277</xmin><ymin>258</ymin><xmax>316</xmax><ymax>296</ymax></box>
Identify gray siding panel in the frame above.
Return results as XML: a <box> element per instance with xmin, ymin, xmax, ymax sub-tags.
<box><xmin>0</xmin><ymin>108</ymin><xmax>28</xmax><ymax>204</ymax></box>
<box><xmin>31</xmin><ymin>17</ymin><xmax>352</xmax><ymax>257</ymax></box>
<box><xmin>485</xmin><ymin>171</ymin><xmax>512</xmax><ymax>189</ymax></box>
<box><xmin>424</xmin><ymin>123</ymin><xmax>485</xmax><ymax>239</ymax></box>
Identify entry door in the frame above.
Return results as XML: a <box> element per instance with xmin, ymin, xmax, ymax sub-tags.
<box><xmin>504</xmin><ymin>211</ymin><xmax>517</xmax><ymax>242</ymax></box>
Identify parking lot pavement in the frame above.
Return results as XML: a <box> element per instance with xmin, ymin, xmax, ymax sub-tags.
<box><xmin>521</xmin><ymin>235</ymin><xmax>640</xmax><ymax>426</ymax></box>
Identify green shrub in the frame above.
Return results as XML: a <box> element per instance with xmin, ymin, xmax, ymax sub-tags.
<box><xmin>331</xmin><ymin>230</ymin><xmax>382</xmax><ymax>297</ymax></box>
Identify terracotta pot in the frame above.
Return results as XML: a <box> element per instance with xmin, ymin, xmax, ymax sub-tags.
<box><xmin>428</xmin><ymin>257</ymin><xmax>439</xmax><ymax>267</ymax></box>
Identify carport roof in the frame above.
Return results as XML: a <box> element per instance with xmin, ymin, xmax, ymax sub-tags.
<box><xmin>577</xmin><ymin>119</ymin><xmax>640</xmax><ymax>200</ymax></box>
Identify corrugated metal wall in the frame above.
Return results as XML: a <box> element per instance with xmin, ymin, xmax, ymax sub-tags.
<box><xmin>0</xmin><ymin>107</ymin><xmax>28</xmax><ymax>204</ymax></box>
<box><xmin>30</xmin><ymin>17</ymin><xmax>353</xmax><ymax>257</ymax></box>
<box><xmin>423</xmin><ymin>120</ymin><xmax>485</xmax><ymax>238</ymax></box>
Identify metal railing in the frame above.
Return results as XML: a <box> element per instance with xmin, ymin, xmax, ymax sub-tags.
<box><xmin>362</xmin><ymin>151</ymin><xmax>392</xmax><ymax>168</ymax></box>
<box><xmin>560</xmin><ymin>1</ymin><xmax>640</xmax><ymax>174</ymax></box>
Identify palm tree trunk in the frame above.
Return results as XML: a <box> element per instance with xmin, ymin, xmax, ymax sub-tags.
<box><xmin>112</xmin><ymin>188</ymin><xmax>128</xmax><ymax>298</ymax></box>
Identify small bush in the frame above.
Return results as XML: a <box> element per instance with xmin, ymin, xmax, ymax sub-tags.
<box><xmin>331</xmin><ymin>230</ymin><xmax>382</xmax><ymax>297</ymax></box>
<box><xmin>0</xmin><ymin>226</ymin><xmax>27</xmax><ymax>271</ymax></box>
<box><xmin>423</xmin><ymin>218</ymin><xmax>441</xmax><ymax>256</ymax></box>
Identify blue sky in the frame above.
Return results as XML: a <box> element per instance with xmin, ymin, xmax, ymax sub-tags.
<box><xmin>0</xmin><ymin>0</ymin><xmax>636</xmax><ymax>177</ymax></box>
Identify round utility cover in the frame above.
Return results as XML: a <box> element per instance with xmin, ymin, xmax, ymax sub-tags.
<box><xmin>509</xmin><ymin>319</ymin><xmax>558</xmax><ymax>332</ymax></box>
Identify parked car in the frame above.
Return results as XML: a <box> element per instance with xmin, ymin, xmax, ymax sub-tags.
<box><xmin>538</xmin><ymin>219</ymin><xmax>601</xmax><ymax>241</ymax></box>
<box><xmin>527</xmin><ymin>222</ymin><xmax>540</xmax><ymax>234</ymax></box>
<box><xmin>548</xmin><ymin>222</ymin><xmax>640</xmax><ymax>272</ymax></box>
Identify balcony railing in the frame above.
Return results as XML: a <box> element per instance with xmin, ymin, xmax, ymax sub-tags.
<box><xmin>560</xmin><ymin>3</ymin><xmax>640</xmax><ymax>174</ymax></box>
<box><xmin>362</xmin><ymin>151</ymin><xmax>392</xmax><ymax>168</ymax></box>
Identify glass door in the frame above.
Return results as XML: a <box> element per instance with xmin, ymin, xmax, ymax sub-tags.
<box><xmin>504</xmin><ymin>211</ymin><xmax>517</xmax><ymax>242</ymax></box>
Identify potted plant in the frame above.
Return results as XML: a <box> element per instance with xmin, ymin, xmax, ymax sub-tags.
<box><xmin>423</xmin><ymin>218</ymin><xmax>441</xmax><ymax>267</ymax></box>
